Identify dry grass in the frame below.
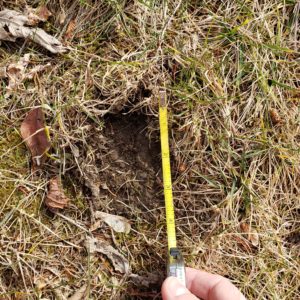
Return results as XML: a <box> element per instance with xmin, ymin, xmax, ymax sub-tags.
<box><xmin>0</xmin><ymin>0</ymin><xmax>299</xmax><ymax>299</ymax></box>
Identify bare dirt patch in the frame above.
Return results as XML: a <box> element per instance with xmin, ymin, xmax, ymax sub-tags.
<box><xmin>103</xmin><ymin>111</ymin><xmax>161</xmax><ymax>209</ymax></box>
<box><xmin>84</xmin><ymin>111</ymin><xmax>162</xmax><ymax>215</ymax></box>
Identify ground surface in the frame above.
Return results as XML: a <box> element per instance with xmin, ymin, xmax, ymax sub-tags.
<box><xmin>0</xmin><ymin>0</ymin><xmax>299</xmax><ymax>299</ymax></box>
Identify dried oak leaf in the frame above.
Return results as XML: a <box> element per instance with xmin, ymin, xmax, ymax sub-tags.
<box><xmin>45</xmin><ymin>177</ymin><xmax>69</xmax><ymax>211</ymax></box>
<box><xmin>0</xmin><ymin>9</ymin><xmax>65</xmax><ymax>53</ymax></box>
<box><xmin>20</xmin><ymin>108</ymin><xmax>51</xmax><ymax>167</ymax></box>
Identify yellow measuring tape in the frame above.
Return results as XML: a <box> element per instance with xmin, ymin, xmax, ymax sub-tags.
<box><xmin>159</xmin><ymin>91</ymin><xmax>186</xmax><ymax>285</ymax></box>
<box><xmin>159</xmin><ymin>100</ymin><xmax>177</xmax><ymax>250</ymax></box>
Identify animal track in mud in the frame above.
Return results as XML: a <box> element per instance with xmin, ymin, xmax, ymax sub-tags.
<box><xmin>91</xmin><ymin>112</ymin><xmax>162</xmax><ymax>217</ymax></box>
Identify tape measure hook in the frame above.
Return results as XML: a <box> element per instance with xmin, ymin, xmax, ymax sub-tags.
<box><xmin>167</xmin><ymin>247</ymin><xmax>186</xmax><ymax>286</ymax></box>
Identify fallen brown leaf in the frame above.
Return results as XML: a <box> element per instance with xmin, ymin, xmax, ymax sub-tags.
<box><xmin>45</xmin><ymin>177</ymin><xmax>69</xmax><ymax>211</ymax></box>
<box><xmin>240</xmin><ymin>222</ymin><xmax>259</xmax><ymax>247</ymax></box>
<box><xmin>0</xmin><ymin>9</ymin><xmax>65</xmax><ymax>53</ymax></box>
<box><xmin>6</xmin><ymin>54</ymin><xmax>31</xmax><ymax>92</ymax></box>
<box><xmin>20</xmin><ymin>108</ymin><xmax>51</xmax><ymax>167</ymax></box>
<box><xmin>64</xmin><ymin>19</ymin><xmax>76</xmax><ymax>41</ymax></box>
<box><xmin>82</xmin><ymin>163</ymin><xmax>101</xmax><ymax>198</ymax></box>
<box><xmin>269</xmin><ymin>108</ymin><xmax>282</xmax><ymax>125</ymax></box>
<box><xmin>178</xmin><ymin>162</ymin><xmax>187</xmax><ymax>173</ymax></box>
<box><xmin>26</xmin><ymin>5</ymin><xmax>52</xmax><ymax>26</ymax></box>
<box><xmin>36</xmin><ymin>6</ymin><xmax>52</xmax><ymax>21</ymax></box>
<box><xmin>233</xmin><ymin>235</ymin><xmax>253</xmax><ymax>253</ymax></box>
<box><xmin>240</xmin><ymin>222</ymin><xmax>250</xmax><ymax>233</ymax></box>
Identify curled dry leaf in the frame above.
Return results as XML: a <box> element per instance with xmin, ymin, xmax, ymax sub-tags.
<box><xmin>20</xmin><ymin>108</ymin><xmax>51</xmax><ymax>167</ymax></box>
<box><xmin>240</xmin><ymin>222</ymin><xmax>259</xmax><ymax>247</ymax></box>
<box><xmin>0</xmin><ymin>9</ymin><xmax>65</xmax><ymax>53</ymax></box>
<box><xmin>178</xmin><ymin>162</ymin><xmax>187</xmax><ymax>173</ymax></box>
<box><xmin>269</xmin><ymin>108</ymin><xmax>282</xmax><ymax>125</ymax></box>
<box><xmin>93</xmin><ymin>211</ymin><xmax>131</xmax><ymax>233</ymax></box>
<box><xmin>6</xmin><ymin>53</ymin><xmax>31</xmax><ymax>91</ymax></box>
<box><xmin>45</xmin><ymin>177</ymin><xmax>69</xmax><ymax>211</ymax></box>
<box><xmin>36</xmin><ymin>6</ymin><xmax>52</xmax><ymax>22</ymax></box>
<box><xmin>3</xmin><ymin>54</ymin><xmax>51</xmax><ymax>96</ymax></box>
<box><xmin>26</xmin><ymin>5</ymin><xmax>52</xmax><ymax>26</ymax></box>
<box><xmin>64</xmin><ymin>19</ymin><xmax>76</xmax><ymax>41</ymax></box>
<box><xmin>85</xmin><ymin>236</ymin><xmax>130</xmax><ymax>274</ymax></box>
<box><xmin>233</xmin><ymin>235</ymin><xmax>253</xmax><ymax>253</ymax></box>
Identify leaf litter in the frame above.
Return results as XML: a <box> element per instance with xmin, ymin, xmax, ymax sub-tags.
<box><xmin>25</xmin><ymin>5</ymin><xmax>52</xmax><ymax>26</ymax></box>
<box><xmin>64</xmin><ymin>19</ymin><xmax>76</xmax><ymax>41</ymax></box>
<box><xmin>2</xmin><ymin>53</ymin><xmax>51</xmax><ymax>97</ymax></box>
<box><xmin>92</xmin><ymin>211</ymin><xmax>131</xmax><ymax>233</ymax></box>
<box><xmin>85</xmin><ymin>236</ymin><xmax>130</xmax><ymax>274</ymax></box>
<box><xmin>0</xmin><ymin>9</ymin><xmax>65</xmax><ymax>53</ymax></box>
<box><xmin>20</xmin><ymin>107</ymin><xmax>51</xmax><ymax>168</ymax></box>
<box><xmin>45</xmin><ymin>177</ymin><xmax>70</xmax><ymax>211</ymax></box>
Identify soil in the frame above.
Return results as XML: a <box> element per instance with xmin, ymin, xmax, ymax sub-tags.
<box><xmin>100</xmin><ymin>112</ymin><xmax>162</xmax><ymax>214</ymax></box>
<box><xmin>81</xmin><ymin>111</ymin><xmax>162</xmax><ymax>212</ymax></box>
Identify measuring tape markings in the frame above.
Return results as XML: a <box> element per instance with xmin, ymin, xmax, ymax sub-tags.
<box><xmin>159</xmin><ymin>105</ymin><xmax>177</xmax><ymax>250</ymax></box>
<box><xmin>159</xmin><ymin>93</ymin><xmax>186</xmax><ymax>286</ymax></box>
